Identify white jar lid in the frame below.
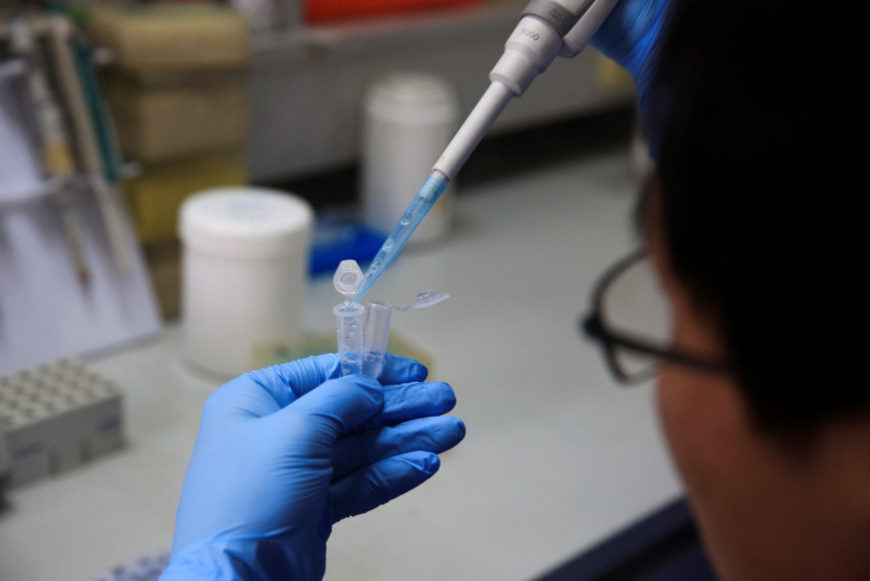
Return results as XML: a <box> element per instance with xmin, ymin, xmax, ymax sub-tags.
<box><xmin>364</xmin><ymin>71</ymin><xmax>458</xmax><ymax>126</ymax></box>
<box><xmin>180</xmin><ymin>187</ymin><xmax>314</xmax><ymax>258</ymax></box>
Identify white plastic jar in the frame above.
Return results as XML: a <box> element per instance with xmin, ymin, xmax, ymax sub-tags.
<box><xmin>179</xmin><ymin>187</ymin><xmax>313</xmax><ymax>377</ymax></box>
<box><xmin>361</xmin><ymin>71</ymin><xmax>458</xmax><ymax>245</ymax></box>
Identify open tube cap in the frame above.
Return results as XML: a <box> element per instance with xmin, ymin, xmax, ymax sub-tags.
<box><xmin>333</xmin><ymin>260</ymin><xmax>364</xmax><ymax>299</ymax></box>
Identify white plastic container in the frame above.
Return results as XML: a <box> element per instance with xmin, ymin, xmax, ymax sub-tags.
<box><xmin>179</xmin><ymin>187</ymin><xmax>313</xmax><ymax>377</ymax></box>
<box><xmin>361</xmin><ymin>71</ymin><xmax>458</xmax><ymax>245</ymax></box>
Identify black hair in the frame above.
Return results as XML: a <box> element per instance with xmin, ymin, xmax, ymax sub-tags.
<box><xmin>652</xmin><ymin>0</ymin><xmax>863</xmax><ymax>436</ymax></box>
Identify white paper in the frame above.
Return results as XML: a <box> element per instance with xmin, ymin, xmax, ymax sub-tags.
<box><xmin>1</xmin><ymin>68</ymin><xmax>161</xmax><ymax>375</ymax></box>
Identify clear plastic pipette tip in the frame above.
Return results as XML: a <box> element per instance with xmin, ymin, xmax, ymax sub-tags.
<box><xmin>345</xmin><ymin>171</ymin><xmax>450</xmax><ymax>310</ymax></box>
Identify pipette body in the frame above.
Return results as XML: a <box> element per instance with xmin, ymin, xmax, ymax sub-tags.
<box><xmin>434</xmin><ymin>0</ymin><xmax>621</xmax><ymax>181</ymax></box>
<box><xmin>346</xmin><ymin>0</ymin><xmax>621</xmax><ymax>308</ymax></box>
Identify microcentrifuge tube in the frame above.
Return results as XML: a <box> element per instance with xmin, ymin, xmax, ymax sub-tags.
<box><xmin>332</xmin><ymin>259</ymin><xmax>449</xmax><ymax>377</ymax></box>
<box><xmin>362</xmin><ymin>301</ymin><xmax>393</xmax><ymax>378</ymax></box>
<box><xmin>333</xmin><ymin>260</ymin><xmax>365</xmax><ymax>376</ymax></box>
<box><xmin>334</xmin><ymin>303</ymin><xmax>364</xmax><ymax>376</ymax></box>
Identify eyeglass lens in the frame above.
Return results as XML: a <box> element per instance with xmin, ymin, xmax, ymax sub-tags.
<box><xmin>600</xmin><ymin>256</ymin><xmax>673</xmax><ymax>380</ymax></box>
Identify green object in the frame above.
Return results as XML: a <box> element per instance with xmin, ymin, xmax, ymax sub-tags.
<box><xmin>45</xmin><ymin>2</ymin><xmax>89</xmax><ymax>25</ymax></box>
<box><xmin>72</xmin><ymin>40</ymin><xmax>121</xmax><ymax>184</ymax></box>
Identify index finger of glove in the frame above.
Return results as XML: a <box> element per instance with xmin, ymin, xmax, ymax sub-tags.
<box><xmin>377</xmin><ymin>353</ymin><xmax>429</xmax><ymax>385</ymax></box>
<box><xmin>243</xmin><ymin>353</ymin><xmax>425</xmax><ymax>408</ymax></box>
<box><xmin>356</xmin><ymin>381</ymin><xmax>456</xmax><ymax>431</ymax></box>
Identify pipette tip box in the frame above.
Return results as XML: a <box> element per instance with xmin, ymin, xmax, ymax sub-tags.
<box><xmin>0</xmin><ymin>360</ymin><xmax>125</xmax><ymax>488</ymax></box>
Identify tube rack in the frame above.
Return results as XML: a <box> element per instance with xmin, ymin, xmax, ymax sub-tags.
<box><xmin>0</xmin><ymin>359</ymin><xmax>124</xmax><ymax>488</ymax></box>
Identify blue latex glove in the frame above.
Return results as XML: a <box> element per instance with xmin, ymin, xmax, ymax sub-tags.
<box><xmin>592</xmin><ymin>0</ymin><xmax>671</xmax><ymax>154</ymax></box>
<box><xmin>161</xmin><ymin>353</ymin><xmax>464</xmax><ymax>580</ymax></box>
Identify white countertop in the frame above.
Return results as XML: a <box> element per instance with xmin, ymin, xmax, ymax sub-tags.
<box><xmin>0</xmin><ymin>147</ymin><xmax>682</xmax><ymax>581</ymax></box>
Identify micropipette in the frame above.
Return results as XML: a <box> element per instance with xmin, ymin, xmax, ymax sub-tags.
<box><xmin>346</xmin><ymin>0</ymin><xmax>621</xmax><ymax>310</ymax></box>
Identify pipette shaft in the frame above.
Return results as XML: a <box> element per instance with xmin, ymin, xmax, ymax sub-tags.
<box><xmin>344</xmin><ymin>82</ymin><xmax>514</xmax><ymax>310</ymax></box>
<box><xmin>347</xmin><ymin>0</ymin><xmax>620</xmax><ymax>308</ymax></box>
<box><xmin>434</xmin><ymin>81</ymin><xmax>515</xmax><ymax>181</ymax></box>
<box><xmin>346</xmin><ymin>171</ymin><xmax>449</xmax><ymax>310</ymax></box>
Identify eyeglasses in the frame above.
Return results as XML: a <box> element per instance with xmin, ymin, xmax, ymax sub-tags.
<box><xmin>580</xmin><ymin>248</ymin><xmax>731</xmax><ymax>385</ymax></box>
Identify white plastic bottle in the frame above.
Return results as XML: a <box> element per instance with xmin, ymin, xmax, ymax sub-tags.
<box><xmin>361</xmin><ymin>71</ymin><xmax>459</xmax><ymax>245</ymax></box>
<box><xmin>179</xmin><ymin>187</ymin><xmax>313</xmax><ymax>377</ymax></box>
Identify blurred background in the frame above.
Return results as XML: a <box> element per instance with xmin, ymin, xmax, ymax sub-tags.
<box><xmin>1</xmin><ymin>2</ymin><xmax>677</xmax><ymax>580</ymax></box>
<box><xmin>1</xmin><ymin>0</ymin><xmax>640</xmax><ymax>327</ymax></box>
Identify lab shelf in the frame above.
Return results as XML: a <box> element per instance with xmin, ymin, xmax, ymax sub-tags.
<box><xmin>248</xmin><ymin>3</ymin><xmax>636</xmax><ymax>182</ymax></box>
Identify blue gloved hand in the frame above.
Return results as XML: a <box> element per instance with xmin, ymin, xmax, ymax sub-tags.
<box><xmin>161</xmin><ymin>353</ymin><xmax>464</xmax><ymax>581</ymax></box>
<box><xmin>592</xmin><ymin>0</ymin><xmax>671</xmax><ymax>154</ymax></box>
<box><xmin>591</xmin><ymin>0</ymin><xmax>670</xmax><ymax>105</ymax></box>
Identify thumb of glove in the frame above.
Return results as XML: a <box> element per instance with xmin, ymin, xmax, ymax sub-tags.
<box><xmin>266</xmin><ymin>373</ymin><xmax>385</xmax><ymax>456</ymax></box>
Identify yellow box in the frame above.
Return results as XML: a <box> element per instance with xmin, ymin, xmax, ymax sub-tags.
<box><xmin>105</xmin><ymin>70</ymin><xmax>249</xmax><ymax>163</ymax></box>
<box><xmin>125</xmin><ymin>150</ymin><xmax>248</xmax><ymax>245</ymax></box>
<box><xmin>87</xmin><ymin>5</ymin><xmax>248</xmax><ymax>73</ymax></box>
<box><xmin>595</xmin><ymin>52</ymin><xmax>635</xmax><ymax>93</ymax></box>
<box><xmin>143</xmin><ymin>240</ymin><xmax>182</xmax><ymax>320</ymax></box>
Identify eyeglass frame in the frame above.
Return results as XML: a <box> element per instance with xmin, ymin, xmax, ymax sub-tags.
<box><xmin>580</xmin><ymin>248</ymin><xmax>732</xmax><ymax>385</ymax></box>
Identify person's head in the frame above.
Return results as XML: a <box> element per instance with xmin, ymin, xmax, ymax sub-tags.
<box><xmin>643</xmin><ymin>0</ymin><xmax>869</xmax><ymax>578</ymax></box>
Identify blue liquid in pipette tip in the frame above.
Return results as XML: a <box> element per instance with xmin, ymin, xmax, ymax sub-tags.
<box><xmin>346</xmin><ymin>171</ymin><xmax>449</xmax><ymax>310</ymax></box>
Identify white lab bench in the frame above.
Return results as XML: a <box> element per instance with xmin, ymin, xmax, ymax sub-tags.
<box><xmin>0</xmin><ymin>146</ymin><xmax>682</xmax><ymax>581</ymax></box>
